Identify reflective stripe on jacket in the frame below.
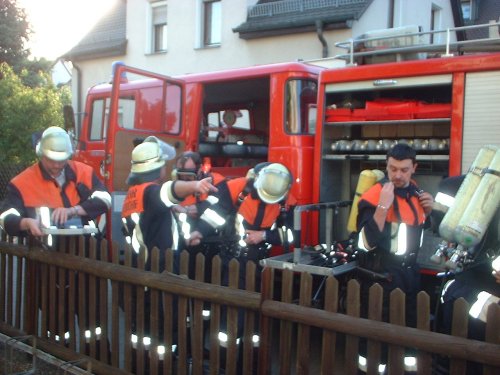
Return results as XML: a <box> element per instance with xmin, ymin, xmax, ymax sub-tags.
<box><xmin>228</xmin><ymin>178</ymin><xmax>281</xmax><ymax>229</ymax></box>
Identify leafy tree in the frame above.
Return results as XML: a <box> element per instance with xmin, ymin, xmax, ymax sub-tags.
<box><xmin>0</xmin><ymin>0</ymin><xmax>31</xmax><ymax>73</ymax></box>
<box><xmin>0</xmin><ymin>0</ymin><xmax>55</xmax><ymax>87</ymax></box>
<box><xmin>0</xmin><ymin>63</ymin><xmax>65</xmax><ymax>164</ymax></box>
<box><xmin>0</xmin><ymin>1</ymin><xmax>71</xmax><ymax>165</ymax></box>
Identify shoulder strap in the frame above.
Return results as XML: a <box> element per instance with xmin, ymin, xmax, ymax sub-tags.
<box><xmin>236</xmin><ymin>178</ymin><xmax>255</xmax><ymax>209</ymax></box>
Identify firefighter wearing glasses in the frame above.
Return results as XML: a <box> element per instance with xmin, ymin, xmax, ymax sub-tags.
<box><xmin>171</xmin><ymin>151</ymin><xmax>226</xmax><ymax>280</ymax></box>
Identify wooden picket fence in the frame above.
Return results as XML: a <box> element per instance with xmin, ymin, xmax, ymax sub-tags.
<box><xmin>0</xmin><ymin>233</ymin><xmax>499</xmax><ymax>375</ymax></box>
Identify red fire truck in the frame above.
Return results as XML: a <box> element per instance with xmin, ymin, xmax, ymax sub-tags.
<box><xmin>67</xmin><ymin>23</ymin><xmax>500</xmax><ymax>259</ymax></box>
<box><xmin>68</xmin><ymin>62</ymin><xmax>323</xmax><ymax>247</ymax></box>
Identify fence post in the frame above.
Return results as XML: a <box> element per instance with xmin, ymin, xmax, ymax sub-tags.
<box><xmin>258</xmin><ymin>267</ymin><xmax>273</xmax><ymax>375</ymax></box>
<box><xmin>24</xmin><ymin>238</ymin><xmax>38</xmax><ymax>335</ymax></box>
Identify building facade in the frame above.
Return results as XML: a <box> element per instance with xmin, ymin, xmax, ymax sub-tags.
<box><xmin>62</xmin><ymin>0</ymin><xmax>458</xmax><ymax>121</ymax></box>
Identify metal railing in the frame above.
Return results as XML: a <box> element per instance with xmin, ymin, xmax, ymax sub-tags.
<box><xmin>248</xmin><ymin>0</ymin><xmax>366</xmax><ymax>18</ymax></box>
<box><xmin>334</xmin><ymin>21</ymin><xmax>500</xmax><ymax>65</ymax></box>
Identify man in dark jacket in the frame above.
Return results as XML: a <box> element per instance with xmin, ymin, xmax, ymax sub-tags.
<box><xmin>356</xmin><ymin>143</ymin><xmax>434</xmax><ymax>373</ymax></box>
<box><xmin>121</xmin><ymin>137</ymin><xmax>217</xmax><ymax>358</ymax></box>
<box><xmin>432</xmin><ymin>174</ymin><xmax>500</xmax><ymax>375</ymax></box>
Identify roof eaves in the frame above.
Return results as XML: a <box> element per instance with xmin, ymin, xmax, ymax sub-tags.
<box><xmin>63</xmin><ymin>39</ymin><xmax>127</xmax><ymax>62</ymax></box>
<box><xmin>234</xmin><ymin>0</ymin><xmax>371</xmax><ymax>39</ymax></box>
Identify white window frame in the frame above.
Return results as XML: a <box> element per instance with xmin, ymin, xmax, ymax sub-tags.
<box><xmin>146</xmin><ymin>1</ymin><xmax>168</xmax><ymax>54</ymax></box>
<box><xmin>430</xmin><ymin>4</ymin><xmax>442</xmax><ymax>44</ymax></box>
<box><xmin>196</xmin><ymin>0</ymin><xmax>221</xmax><ymax>48</ymax></box>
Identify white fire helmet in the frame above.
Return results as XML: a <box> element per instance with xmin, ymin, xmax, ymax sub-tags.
<box><xmin>254</xmin><ymin>163</ymin><xmax>292</xmax><ymax>204</ymax></box>
<box><xmin>36</xmin><ymin>126</ymin><xmax>73</xmax><ymax>161</ymax></box>
<box><xmin>130</xmin><ymin>136</ymin><xmax>176</xmax><ymax>174</ymax></box>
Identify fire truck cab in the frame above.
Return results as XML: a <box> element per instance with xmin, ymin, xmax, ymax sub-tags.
<box><xmin>70</xmin><ymin>62</ymin><xmax>323</xmax><ymax>248</ymax></box>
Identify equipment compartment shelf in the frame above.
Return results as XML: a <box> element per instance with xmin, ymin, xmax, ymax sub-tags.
<box><xmin>325</xmin><ymin>118</ymin><xmax>450</xmax><ymax>126</ymax></box>
<box><xmin>322</xmin><ymin>154</ymin><xmax>450</xmax><ymax>161</ymax></box>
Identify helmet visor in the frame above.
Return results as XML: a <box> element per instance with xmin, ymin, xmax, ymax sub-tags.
<box><xmin>254</xmin><ymin>168</ymin><xmax>291</xmax><ymax>204</ymax></box>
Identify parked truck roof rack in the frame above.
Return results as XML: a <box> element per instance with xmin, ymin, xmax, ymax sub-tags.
<box><xmin>334</xmin><ymin>22</ymin><xmax>500</xmax><ymax>65</ymax></box>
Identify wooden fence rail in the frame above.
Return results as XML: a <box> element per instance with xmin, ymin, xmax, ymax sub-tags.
<box><xmin>1</xmin><ymin>234</ymin><xmax>499</xmax><ymax>375</ymax></box>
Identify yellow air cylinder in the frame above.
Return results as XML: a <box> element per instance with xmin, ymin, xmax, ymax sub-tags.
<box><xmin>439</xmin><ymin>145</ymin><xmax>498</xmax><ymax>242</ymax></box>
<box><xmin>372</xmin><ymin>169</ymin><xmax>385</xmax><ymax>181</ymax></box>
<box><xmin>347</xmin><ymin>169</ymin><xmax>383</xmax><ymax>233</ymax></box>
<box><xmin>454</xmin><ymin>148</ymin><xmax>500</xmax><ymax>248</ymax></box>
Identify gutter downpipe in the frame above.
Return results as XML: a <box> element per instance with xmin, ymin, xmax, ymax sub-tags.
<box><xmin>316</xmin><ymin>20</ymin><xmax>329</xmax><ymax>58</ymax></box>
<box><xmin>72</xmin><ymin>61</ymin><xmax>83</xmax><ymax>135</ymax></box>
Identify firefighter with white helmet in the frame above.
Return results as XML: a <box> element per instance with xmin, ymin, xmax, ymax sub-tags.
<box><xmin>0</xmin><ymin>126</ymin><xmax>113</xmax><ymax>350</ymax></box>
<box><xmin>0</xmin><ymin>126</ymin><xmax>111</xmax><ymax>237</ymax></box>
<box><xmin>253</xmin><ymin>162</ymin><xmax>292</xmax><ymax>204</ymax></box>
<box><xmin>121</xmin><ymin>137</ymin><xmax>217</xmax><ymax>358</ymax></box>
<box><xmin>189</xmin><ymin>161</ymin><xmax>295</xmax><ymax>355</ymax></box>
<box><xmin>191</xmin><ymin>161</ymin><xmax>295</xmax><ymax>260</ymax></box>
<box><xmin>121</xmin><ymin>136</ymin><xmax>217</xmax><ymax>264</ymax></box>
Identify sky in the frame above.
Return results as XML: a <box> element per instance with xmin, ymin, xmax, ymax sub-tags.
<box><xmin>18</xmin><ymin>0</ymin><xmax>116</xmax><ymax>60</ymax></box>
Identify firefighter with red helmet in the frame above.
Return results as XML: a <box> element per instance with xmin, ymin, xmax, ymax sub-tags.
<box><xmin>0</xmin><ymin>126</ymin><xmax>111</xmax><ymax>237</ymax></box>
<box><xmin>356</xmin><ymin>143</ymin><xmax>434</xmax><ymax>373</ymax></box>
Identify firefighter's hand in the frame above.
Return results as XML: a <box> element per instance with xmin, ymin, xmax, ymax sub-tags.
<box><xmin>51</xmin><ymin>207</ymin><xmax>73</xmax><ymax>226</ymax></box>
<box><xmin>379</xmin><ymin>182</ymin><xmax>394</xmax><ymax>209</ymax></box>
<box><xmin>20</xmin><ymin>218</ymin><xmax>44</xmax><ymax>237</ymax></box>
<box><xmin>195</xmin><ymin>177</ymin><xmax>218</xmax><ymax>195</ymax></box>
<box><xmin>188</xmin><ymin>231</ymin><xmax>203</xmax><ymax>246</ymax></box>
<box><xmin>185</xmin><ymin>205</ymin><xmax>198</xmax><ymax>218</ymax></box>
<box><xmin>172</xmin><ymin>205</ymin><xmax>187</xmax><ymax>214</ymax></box>
<box><xmin>418</xmin><ymin>191</ymin><xmax>434</xmax><ymax>216</ymax></box>
<box><xmin>245</xmin><ymin>230</ymin><xmax>266</xmax><ymax>245</ymax></box>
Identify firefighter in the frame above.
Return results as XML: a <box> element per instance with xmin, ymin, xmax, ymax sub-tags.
<box><xmin>121</xmin><ymin>140</ymin><xmax>217</xmax><ymax>268</ymax></box>
<box><xmin>432</xmin><ymin>174</ymin><xmax>500</xmax><ymax>375</ymax></box>
<box><xmin>356</xmin><ymin>143</ymin><xmax>434</xmax><ymax>373</ymax></box>
<box><xmin>171</xmin><ymin>151</ymin><xmax>226</xmax><ymax>281</ymax></box>
<box><xmin>0</xmin><ymin>126</ymin><xmax>112</xmax><ymax>349</ymax></box>
<box><xmin>0</xmin><ymin>126</ymin><xmax>111</xmax><ymax>237</ymax></box>
<box><xmin>121</xmin><ymin>137</ymin><xmax>217</xmax><ymax>358</ymax></box>
<box><xmin>192</xmin><ymin>162</ymin><xmax>295</xmax><ymax>280</ymax></box>
<box><xmin>192</xmin><ymin>162</ymin><xmax>295</xmax><ymax>354</ymax></box>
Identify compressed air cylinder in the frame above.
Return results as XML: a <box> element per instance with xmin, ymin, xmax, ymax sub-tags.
<box><xmin>439</xmin><ymin>145</ymin><xmax>498</xmax><ymax>242</ymax></box>
<box><xmin>371</xmin><ymin>169</ymin><xmax>385</xmax><ymax>181</ymax></box>
<box><xmin>347</xmin><ymin>169</ymin><xmax>380</xmax><ymax>233</ymax></box>
<box><xmin>454</xmin><ymin>148</ymin><xmax>500</xmax><ymax>248</ymax></box>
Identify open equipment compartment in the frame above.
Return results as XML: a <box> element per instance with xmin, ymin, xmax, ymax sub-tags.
<box><xmin>318</xmin><ymin>73</ymin><xmax>453</xmax><ymax>271</ymax></box>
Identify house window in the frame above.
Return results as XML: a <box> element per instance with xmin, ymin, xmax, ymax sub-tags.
<box><xmin>150</xmin><ymin>1</ymin><xmax>167</xmax><ymax>53</ymax></box>
<box><xmin>430</xmin><ymin>4</ymin><xmax>442</xmax><ymax>44</ymax></box>
<box><xmin>461</xmin><ymin>0</ymin><xmax>471</xmax><ymax>20</ymax></box>
<box><xmin>203</xmin><ymin>0</ymin><xmax>221</xmax><ymax>46</ymax></box>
